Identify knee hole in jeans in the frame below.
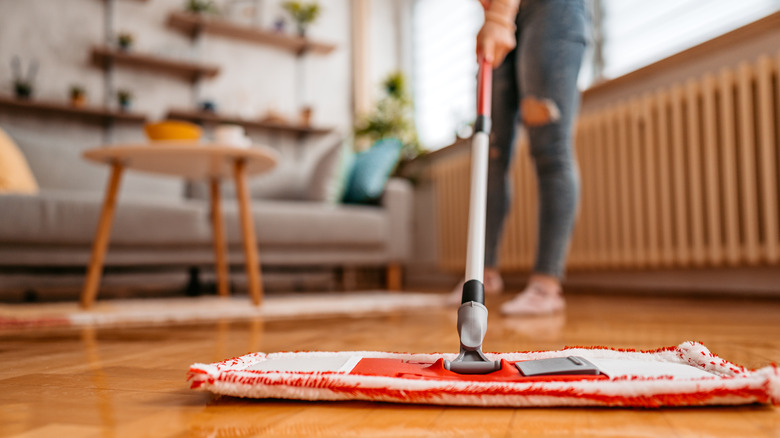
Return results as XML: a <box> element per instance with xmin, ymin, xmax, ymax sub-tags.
<box><xmin>521</xmin><ymin>96</ymin><xmax>560</xmax><ymax>127</ymax></box>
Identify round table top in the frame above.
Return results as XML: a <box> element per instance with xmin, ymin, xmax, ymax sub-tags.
<box><xmin>83</xmin><ymin>142</ymin><xmax>278</xmax><ymax>180</ymax></box>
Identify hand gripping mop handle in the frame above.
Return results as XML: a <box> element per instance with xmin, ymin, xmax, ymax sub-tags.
<box><xmin>445</xmin><ymin>58</ymin><xmax>501</xmax><ymax>374</ymax></box>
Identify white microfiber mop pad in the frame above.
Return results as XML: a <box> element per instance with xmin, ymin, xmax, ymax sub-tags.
<box><xmin>188</xmin><ymin>341</ymin><xmax>778</xmax><ymax>408</ymax></box>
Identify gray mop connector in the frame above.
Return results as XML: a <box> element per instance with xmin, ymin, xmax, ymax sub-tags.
<box><xmin>444</xmin><ymin>280</ymin><xmax>502</xmax><ymax>374</ymax></box>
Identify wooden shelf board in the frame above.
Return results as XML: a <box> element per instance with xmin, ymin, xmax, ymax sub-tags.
<box><xmin>167</xmin><ymin>108</ymin><xmax>333</xmax><ymax>136</ymax></box>
<box><xmin>166</xmin><ymin>11</ymin><xmax>336</xmax><ymax>55</ymax></box>
<box><xmin>0</xmin><ymin>95</ymin><xmax>147</xmax><ymax>124</ymax></box>
<box><xmin>90</xmin><ymin>46</ymin><xmax>219</xmax><ymax>82</ymax></box>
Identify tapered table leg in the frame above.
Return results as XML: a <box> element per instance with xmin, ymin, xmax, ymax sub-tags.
<box><xmin>81</xmin><ymin>162</ymin><xmax>124</xmax><ymax>309</ymax></box>
<box><xmin>210</xmin><ymin>178</ymin><xmax>230</xmax><ymax>297</ymax></box>
<box><xmin>233</xmin><ymin>159</ymin><xmax>263</xmax><ymax>306</ymax></box>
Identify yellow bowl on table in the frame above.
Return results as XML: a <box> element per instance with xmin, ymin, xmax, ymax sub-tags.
<box><xmin>144</xmin><ymin>120</ymin><xmax>202</xmax><ymax>142</ymax></box>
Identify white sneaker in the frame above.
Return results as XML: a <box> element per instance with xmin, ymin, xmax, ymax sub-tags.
<box><xmin>500</xmin><ymin>284</ymin><xmax>565</xmax><ymax>316</ymax></box>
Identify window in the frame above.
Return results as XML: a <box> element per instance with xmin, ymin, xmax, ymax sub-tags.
<box><xmin>600</xmin><ymin>0</ymin><xmax>780</xmax><ymax>78</ymax></box>
<box><xmin>412</xmin><ymin>0</ymin><xmax>483</xmax><ymax>150</ymax></box>
<box><xmin>410</xmin><ymin>0</ymin><xmax>780</xmax><ymax>151</ymax></box>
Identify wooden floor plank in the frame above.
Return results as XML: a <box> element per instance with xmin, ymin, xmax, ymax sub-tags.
<box><xmin>1</xmin><ymin>291</ymin><xmax>778</xmax><ymax>438</ymax></box>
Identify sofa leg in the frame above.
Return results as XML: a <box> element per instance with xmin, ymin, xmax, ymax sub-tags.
<box><xmin>185</xmin><ymin>267</ymin><xmax>202</xmax><ymax>297</ymax></box>
<box><xmin>387</xmin><ymin>263</ymin><xmax>402</xmax><ymax>292</ymax></box>
<box><xmin>342</xmin><ymin>267</ymin><xmax>357</xmax><ymax>291</ymax></box>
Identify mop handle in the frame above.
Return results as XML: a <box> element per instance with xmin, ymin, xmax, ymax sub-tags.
<box><xmin>464</xmin><ymin>59</ymin><xmax>493</xmax><ymax>288</ymax></box>
<box><xmin>476</xmin><ymin>58</ymin><xmax>492</xmax><ymax>124</ymax></box>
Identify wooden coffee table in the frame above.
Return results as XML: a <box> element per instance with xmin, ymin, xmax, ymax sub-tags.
<box><xmin>81</xmin><ymin>143</ymin><xmax>277</xmax><ymax>309</ymax></box>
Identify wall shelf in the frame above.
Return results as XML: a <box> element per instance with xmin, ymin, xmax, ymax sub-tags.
<box><xmin>90</xmin><ymin>46</ymin><xmax>220</xmax><ymax>82</ymax></box>
<box><xmin>167</xmin><ymin>108</ymin><xmax>333</xmax><ymax>137</ymax></box>
<box><xmin>166</xmin><ymin>11</ymin><xmax>337</xmax><ymax>56</ymax></box>
<box><xmin>0</xmin><ymin>95</ymin><xmax>147</xmax><ymax>124</ymax></box>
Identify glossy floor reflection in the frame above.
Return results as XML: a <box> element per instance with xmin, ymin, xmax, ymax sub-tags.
<box><xmin>1</xmin><ymin>291</ymin><xmax>779</xmax><ymax>437</ymax></box>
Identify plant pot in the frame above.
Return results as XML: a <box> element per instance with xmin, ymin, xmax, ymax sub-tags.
<box><xmin>14</xmin><ymin>83</ymin><xmax>32</xmax><ymax>100</ymax></box>
<box><xmin>70</xmin><ymin>95</ymin><xmax>86</xmax><ymax>108</ymax></box>
<box><xmin>299</xmin><ymin>106</ymin><xmax>313</xmax><ymax>126</ymax></box>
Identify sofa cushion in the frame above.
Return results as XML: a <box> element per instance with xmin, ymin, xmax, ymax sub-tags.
<box><xmin>342</xmin><ymin>138</ymin><xmax>402</xmax><ymax>205</ymax></box>
<box><xmin>306</xmin><ymin>138</ymin><xmax>344</xmax><ymax>202</ymax></box>
<box><xmin>0</xmin><ymin>190</ymin><xmax>211</xmax><ymax>246</ymax></box>
<box><xmin>222</xmin><ymin>200</ymin><xmax>387</xmax><ymax>247</ymax></box>
<box><xmin>0</xmin><ymin>126</ymin><xmax>38</xmax><ymax>194</ymax></box>
<box><xmin>188</xmin><ymin>135</ymin><xmax>344</xmax><ymax>202</ymax></box>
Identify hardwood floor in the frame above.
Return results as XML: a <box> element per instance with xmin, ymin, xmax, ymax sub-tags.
<box><xmin>1</xmin><ymin>290</ymin><xmax>779</xmax><ymax>437</ymax></box>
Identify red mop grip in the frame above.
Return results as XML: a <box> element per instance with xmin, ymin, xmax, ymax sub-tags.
<box><xmin>477</xmin><ymin>58</ymin><xmax>492</xmax><ymax>118</ymax></box>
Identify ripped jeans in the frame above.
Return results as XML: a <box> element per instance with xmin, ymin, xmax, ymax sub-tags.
<box><xmin>485</xmin><ymin>0</ymin><xmax>588</xmax><ymax>279</ymax></box>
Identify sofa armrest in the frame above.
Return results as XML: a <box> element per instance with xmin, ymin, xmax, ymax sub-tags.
<box><xmin>381</xmin><ymin>177</ymin><xmax>414</xmax><ymax>263</ymax></box>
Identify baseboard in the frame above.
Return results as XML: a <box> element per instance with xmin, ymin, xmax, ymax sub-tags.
<box><xmin>405</xmin><ymin>265</ymin><xmax>780</xmax><ymax>297</ymax></box>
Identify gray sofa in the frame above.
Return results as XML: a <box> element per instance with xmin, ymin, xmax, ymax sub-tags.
<box><xmin>0</xmin><ymin>125</ymin><xmax>412</xmax><ymax>294</ymax></box>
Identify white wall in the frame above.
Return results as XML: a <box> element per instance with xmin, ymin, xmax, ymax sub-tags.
<box><xmin>0</xmin><ymin>0</ymin><xmax>403</xmax><ymax>162</ymax></box>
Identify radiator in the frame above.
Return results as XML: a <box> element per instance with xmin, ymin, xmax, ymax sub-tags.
<box><xmin>433</xmin><ymin>53</ymin><xmax>780</xmax><ymax>272</ymax></box>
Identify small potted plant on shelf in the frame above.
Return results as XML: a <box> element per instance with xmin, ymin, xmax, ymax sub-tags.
<box><xmin>185</xmin><ymin>0</ymin><xmax>218</xmax><ymax>14</ymax></box>
<box><xmin>11</xmin><ymin>56</ymin><xmax>38</xmax><ymax>100</ymax></box>
<box><xmin>299</xmin><ymin>105</ymin><xmax>313</xmax><ymax>126</ymax></box>
<box><xmin>116</xmin><ymin>32</ymin><xmax>134</xmax><ymax>51</ymax></box>
<box><xmin>69</xmin><ymin>85</ymin><xmax>86</xmax><ymax>107</ymax></box>
<box><xmin>281</xmin><ymin>1</ymin><xmax>321</xmax><ymax>37</ymax></box>
<box><xmin>116</xmin><ymin>89</ymin><xmax>133</xmax><ymax>111</ymax></box>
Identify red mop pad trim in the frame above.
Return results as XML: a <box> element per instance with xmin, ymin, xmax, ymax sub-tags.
<box><xmin>187</xmin><ymin>342</ymin><xmax>779</xmax><ymax>408</ymax></box>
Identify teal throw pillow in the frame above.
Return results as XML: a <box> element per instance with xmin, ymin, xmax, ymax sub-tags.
<box><xmin>342</xmin><ymin>138</ymin><xmax>402</xmax><ymax>205</ymax></box>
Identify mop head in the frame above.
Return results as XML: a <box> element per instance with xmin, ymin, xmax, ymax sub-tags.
<box><xmin>188</xmin><ymin>341</ymin><xmax>779</xmax><ymax>408</ymax></box>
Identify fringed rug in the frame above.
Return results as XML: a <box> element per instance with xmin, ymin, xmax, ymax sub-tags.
<box><xmin>188</xmin><ymin>342</ymin><xmax>779</xmax><ymax>408</ymax></box>
<box><xmin>0</xmin><ymin>292</ymin><xmax>445</xmax><ymax>329</ymax></box>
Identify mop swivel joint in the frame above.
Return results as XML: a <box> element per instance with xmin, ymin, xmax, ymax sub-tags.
<box><xmin>444</xmin><ymin>281</ymin><xmax>502</xmax><ymax>374</ymax></box>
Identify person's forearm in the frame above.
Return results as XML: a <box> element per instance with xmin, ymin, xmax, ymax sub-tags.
<box><xmin>484</xmin><ymin>0</ymin><xmax>520</xmax><ymax>28</ymax></box>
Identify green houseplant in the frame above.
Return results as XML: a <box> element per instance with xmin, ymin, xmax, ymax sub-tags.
<box><xmin>281</xmin><ymin>1</ymin><xmax>321</xmax><ymax>37</ymax></box>
<box><xmin>117</xmin><ymin>89</ymin><xmax>133</xmax><ymax>111</ymax></box>
<box><xmin>185</xmin><ymin>0</ymin><xmax>218</xmax><ymax>14</ymax></box>
<box><xmin>70</xmin><ymin>85</ymin><xmax>86</xmax><ymax>107</ymax></box>
<box><xmin>117</xmin><ymin>32</ymin><xmax>134</xmax><ymax>51</ymax></box>
<box><xmin>11</xmin><ymin>57</ymin><xmax>37</xmax><ymax>100</ymax></box>
<box><xmin>354</xmin><ymin>71</ymin><xmax>423</xmax><ymax>161</ymax></box>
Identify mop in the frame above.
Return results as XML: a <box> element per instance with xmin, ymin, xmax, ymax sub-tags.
<box><xmin>188</xmin><ymin>60</ymin><xmax>779</xmax><ymax>408</ymax></box>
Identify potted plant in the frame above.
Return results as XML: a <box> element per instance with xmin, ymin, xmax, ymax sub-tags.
<box><xmin>354</xmin><ymin>71</ymin><xmax>423</xmax><ymax>162</ymax></box>
<box><xmin>116</xmin><ymin>32</ymin><xmax>134</xmax><ymax>51</ymax></box>
<box><xmin>299</xmin><ymin>105</ymin><xmax>313</xmax><ymax>126</ymax></box>
<box><xmin>70</xmin><ymin>85</ymin><xmax>86</xmax><ymax>107</ymax></box>
<box><xmin>116</xmin><ymin>89</ymin><xmax>133</xmax><ymax>111</ymax></box>
<box><xmin>185</xmin><ymin>0</ymin><xmax>218</xmax><ymax>14</ymax></box>
<box><xmin>11</xmin><ymin>57</ymin><xmax>37</xmax><ymax>100</ymax></box>
<box><xmin>281</xmin><ymin>1</ymin><xmax>321</xmax><ymax>37</ymax></box>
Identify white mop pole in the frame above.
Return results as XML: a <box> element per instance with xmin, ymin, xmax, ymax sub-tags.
<box><xmin>465</xmin><ymin>130</ymin><xmax>490</xmax><ymax>284</ymax></box>
<box><xmin>464</xmin><ymin>59</ymin><xmax>492</xmax><ymax>286</ymax></box>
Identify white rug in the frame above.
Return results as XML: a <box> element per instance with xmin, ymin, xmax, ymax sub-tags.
<box><xmin>0</xmin><ymin>292</ymin><xmax>446</xmax><ymax>328</ymax></box>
